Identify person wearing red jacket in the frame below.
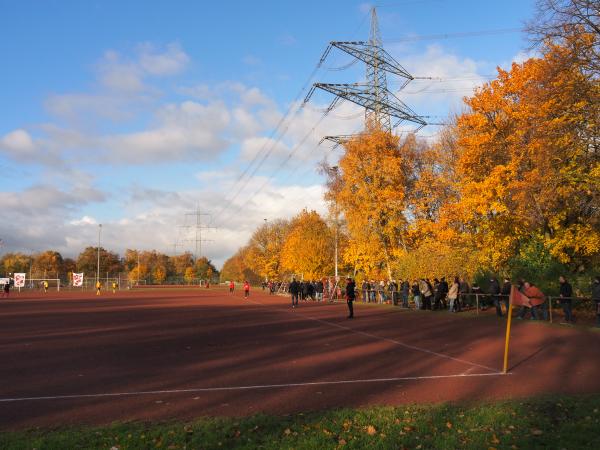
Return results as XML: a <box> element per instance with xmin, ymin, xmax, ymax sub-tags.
<box><xmin>229</xmin><ymin>280</ymin><xmax>235</xmax><ymax>294</ymax></box>
<box><xmin>243</xmin><ymin>281</ymin><xmax>250</xmax><ymax>298</ymax></box>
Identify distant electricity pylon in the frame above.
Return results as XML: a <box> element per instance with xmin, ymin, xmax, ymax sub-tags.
<box><xmin>178</xmin><ymin>207</ymin><xmax>214</xmax><ymax>261</ymax></box>
<box><xmin>305</xmin><ymin>7</ymin><xmax>426</xmax><ymax>145</ymax></box>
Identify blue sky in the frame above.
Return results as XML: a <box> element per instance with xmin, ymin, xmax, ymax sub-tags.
<box><xmin>0</xmin><ymin>0</ymin><xmax>535</xmax><ymax>267</ymax></box>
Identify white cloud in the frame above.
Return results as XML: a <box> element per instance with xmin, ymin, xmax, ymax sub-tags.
<box><xmin>138</xmin><ymin>43</ymin><xmax>190</xmax><ymax>76</ymax></box>
<box><xmin>70</xmin><ymin>216</ymin><xmax>97</xmax><ymax>226</ymax></box>
<box><xmin>0</xmin><ymin>129</ymin><xmax>36</xmax><ymax>155</ymax></box>
<box><xmin>97</xmin><ymin>43</ymin><xmax>189</xmax><ymax>93</ymax></box>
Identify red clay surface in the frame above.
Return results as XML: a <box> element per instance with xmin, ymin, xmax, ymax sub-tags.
<box><xmin>1</xmin><ymin>287</ymin><xmax>600</xmax><ymax>429</ymax></box>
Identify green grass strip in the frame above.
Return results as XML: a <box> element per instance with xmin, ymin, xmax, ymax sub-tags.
<box><xmin>2</xmin><ymin>394</ymin><xmax>600</xmax><ymax>449</ymax></box>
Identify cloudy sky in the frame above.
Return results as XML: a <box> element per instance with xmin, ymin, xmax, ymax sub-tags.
<box><xmin>0</xmin><ymin>0</ymin><xmax>534</xmax><ymax>268</ymax></box>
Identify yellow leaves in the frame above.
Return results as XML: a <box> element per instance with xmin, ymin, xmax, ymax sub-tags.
<box><xmin>446</xmin><ymin>421</ymin><xmax>453</xmax><ymax>429</ymax></box>
<box><xmin>280</xmin><ymin>210</ymin><xmax>334</xmax><ymax>279</ymax></box>
<box><xmin>365</xmin><ymin>425</ymin><xmax>377</xmax><ymax>435</ymax></box>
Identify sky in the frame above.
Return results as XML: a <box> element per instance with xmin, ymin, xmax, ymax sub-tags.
<box><xmin>0</xmin><ymin>0</ymin><xmax>536</xmax><ymax>268</ymax></box>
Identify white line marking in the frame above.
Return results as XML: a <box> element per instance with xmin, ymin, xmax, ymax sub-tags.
<box><xmin>0</xmin><ymin>372</ymin><xmax>509</xmax><ymax>403</ymax></box>
<box><xmin>247</xmin><ymin>298</ymin><xmax>499</xmax><ymax>373</ymax></box>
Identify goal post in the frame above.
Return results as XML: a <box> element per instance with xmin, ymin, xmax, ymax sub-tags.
<box><xmin>27</xmin><ymin>278</ymin><xmax>61</xmax><ymax>291</ymax></box>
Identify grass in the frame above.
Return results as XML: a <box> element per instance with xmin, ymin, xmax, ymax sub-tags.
<box><xmin>2</xmin><ymin>395</ymin><xmax>600</xmax><ymax>449</ymax></box>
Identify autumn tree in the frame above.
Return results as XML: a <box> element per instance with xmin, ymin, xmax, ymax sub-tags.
<box><xmin>184</xmin><ymin>266</ymin><xmax>196</xmax><ymax>284</ymax></box>
<box><xmin>244</xmin><ymin>219</ymin><xmax>290</xmax><ymax>280</ymax></box>
<box><xmin>194</xmin><ymin>256</ymin><xmax>218</xmax><ymax>280</ymax></box>
<box><xmin>169</xmin><ymin>252</ymin><xmax>194</xmax><ymax>278</ymax></box>
<box><xmin>76</xmin><ymin>247</ymin><xmax>123</xmax><ymax>277</ymax></box>
<box><xmin>280</xmin><ymin>209</ymin><xmax>334</xmax><ymax>279</ymax></box>
<box><xmin>0</xmin><ymin>252</ymin><xmax>31</xmax><ymax>275</ymax></box>
<box><xmin>220</xmin><ymin>247</ymin><xmax>261</xmax><ymax>283</ymax></box>
<box><xmin>528</xmin><ymin>0</ymin><xmax>600</xmax><ymax>77</ymax></box>
<box><xmin>31</xmin><ymin>251</ymin><xmax>63</xmax><ymax>278</ymax></box>
<box><xmin>448</xmin><ymin>32</ymin><xmax>600</xmax><ymax>270</ymax></box>
<box><xmin>325</xmin><ymin>130</ymin><xmax>417</xmax><ymax>278</ymax></box>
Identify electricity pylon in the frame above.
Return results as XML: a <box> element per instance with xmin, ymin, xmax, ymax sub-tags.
<box><xmin>180</xmin><ymin>207</ymin><xmax>214</xmax><ymax>261</ymax></box>
<box><xmin>305</xmin><ymin>7</ymin><xmax>426</xmax><ymax>145</ymax></box>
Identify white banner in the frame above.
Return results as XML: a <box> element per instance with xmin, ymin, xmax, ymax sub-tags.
<box><xmin>73</xmin><ymin>273</ymin><xmax>84</xmax><ymax>287</ymax></box>
<box><xmin>14</xmin><ymin>273</ymin><xmax>26</xmax><ymax>288</ymax></box>
<box><xmin>0</xmin><ymin>277</ymin><xmax>9</xmax><ymax>285</ymax></box>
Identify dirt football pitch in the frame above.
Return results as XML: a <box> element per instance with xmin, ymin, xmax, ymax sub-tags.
<box><xmin>1</xmin><ymin>286</ymin><xmax>600</xmax><ymax>429</ymax></box>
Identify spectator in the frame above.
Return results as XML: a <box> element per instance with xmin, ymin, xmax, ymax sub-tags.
<box><xmin>389</xmin><ymin>280</ymin><xmax>398</xmax><ymax>306</ymax></box>
<box><xmin>378</xmin><ymin>280</ymin><xmax>386</xmax><ymax>304</ymax></box>
<box><xmin>411</xmin><ymin>280</ymin><xmax>421</xmax><ymax>310</ymax></box>
<box><xmin>346</xmin><ymin>277</ymin><xmax>356</xmax><ymax>319</ymax></box>
<box><xmin>522</xmin><ymin>281</ymin><xmax>546</xmax><ymax>320</ymax></box>
<box><xmin>316</xmin><ymin>279</ymin><xmax>324</xmax><ymax>301</ymax></box>
<box><xmin>448</xmin><ymin>276</ymin><xmax>460</xmax><ymax>313</ymax></box>
<box><xmin>558</xmin><ymin>275</ymin><xmax>574</xmax><ymax>324</ymax></box>
<box><xmin>439</xmin><ymin>277</ymin><xmax>449</xmax><ymax>309</ymax></box>
<box><xmin>433</xmin><ymin>278</ymin><xmax>442</xmax><ymax>310</ymax></box>
<box><xmin>489</xmin><ymin>277</ymin><xmax>502</xmax><ymax>316</ymax></box>
<box><xmin>592</xmin><ymin>276</ymin><xmax>600</xmax><ymax>328</ymax></box>
<box><xmin>361</xmin><ymin>280</ymin><xmax>369</xmax><ymax>303</ymax></box>
<box><xmin>401</xmin><ymin>279</ymin><xmax>410</xmax><ymax>308</ymax></box>
<box><xmin>459</xmin><ymin>277</ymin><xmax>470</xmax><ymax>310</ymax></box>
<box><xmin>420</xmin><ymin>279</ymin><xmax>433</xmax><ymax>310</ymax></box>
<box><xmin>369</xmin><ymin>280</ymin><xmax>376</xmax><ymax>303</ymax></box>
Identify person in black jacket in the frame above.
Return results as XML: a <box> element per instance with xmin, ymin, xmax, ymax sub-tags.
<box><xmin>289</xmin><ymin>278</ymin><xmax>300</xmax><ymax>308</ymax></box>
<box><xmin>489</xmin><ymin>277</ymin><xmax>502</xmax><ymax>316</ymax></box>
<box><xmin>592</xmin><ymin>276</ymin><xmax>600</xmax><ymax>327</ymax></box>
<box><xmin>559</xmin><ymin>276</ymin><xmax>574</xmax><ymax>323</ymax></box>
<box><xmin>439</xmin><ymin>277</ymin><xmax>449</xmax><ymax>309</ymax></box>
<box><xmin>346</xmin><ymin>277</ymin><xmax>356</xmax><ymax>318</ymax></box>
<box><xmin>401</xmin><ymin>280</ymin><xmax>410</xmax><ymax>308</ymax></box>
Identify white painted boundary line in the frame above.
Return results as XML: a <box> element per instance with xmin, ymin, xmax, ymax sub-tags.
<box><xmin>0</xmin><ymin>372</ymin><xmax>509</xmax><ymax>403</ymax></box>
<box><xmin>247</xmin><ymin>298</ymin><xmax>499</xmax><ymax>373</ymax></box>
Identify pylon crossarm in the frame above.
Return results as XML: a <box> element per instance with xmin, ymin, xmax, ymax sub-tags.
<box><xmin>313</xmin><ymin>83</ymin><xmax>426</xmax><ymax>127</ymax></box>
<box><xmin>331</xmin><ymin>42</ymin><xmax>413</xmax><ymax>81</ymax></box>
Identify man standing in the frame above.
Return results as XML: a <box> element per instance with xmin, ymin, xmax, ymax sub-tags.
<box><xmin>401</xmin><ymin>279</ymin><xmax>410</xmax><ymax>308</ymax></box>
<box><xmin>96</xmin><ymin>280</ymin><xmax>101</xmax><ymax>296</ymax></box>
<box><xmin>592</xmin><ymin>276</ymin><xmax>600</xmax><ymax>328</ymax></box>
<box><xmin>229</xmin><ymin>280</ymin><xmax>235</xmax><ymax>294</ymax></box>
<box><xmin>346</xmin><ymin>277</ymin><xmax>356</xmax><ymax>319</ymax></box>
<box><xmin>439</xmin><ymin>277</ymin><xmax>449</xmax><ymax>309</ymax></box>
<box><xmin>243</xmin><ymin>280</ymin><xmax>250</xmax><ymax>298</ymax></box>
<box><xmin>489</xmin><ymin>277</ymin><xmax>502</xmax><ymax>316</ymax></box>
<box><xmin>559</xmin><ymin>276</ymin><xmax>574</xmax><ymax>324</ymax></box>
<box><xmin>289</xmin><ymin>278</ymin><xmax>299</xmax><ymax>308</ymax></box>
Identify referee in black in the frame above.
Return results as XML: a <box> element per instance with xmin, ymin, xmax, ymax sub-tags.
<box><xmin>346</xmin><ymin>277</ymin><xmax>356</xmax><ymax>319</ymax></box>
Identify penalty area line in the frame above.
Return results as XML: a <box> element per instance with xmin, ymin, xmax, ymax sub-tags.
<box><xmin>0</xmin><ymin>372</ymin><xmax>510</xmax><ymax>403</ymax></box>
<box><xmin>246</xmin><ymin>298</ymin><xmax>499</xmax><ymax>373</ymax></box>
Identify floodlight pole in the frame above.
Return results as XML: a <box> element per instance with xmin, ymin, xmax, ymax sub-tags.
<box><xmin>329</xmin><ymin>166</ymin><xmax>339</xmax><ymax>279</ymax></box>
<box><xmin>97</xmin><ymin>224</ymin><xmax>102</xmax><ymax>284</ymax></box>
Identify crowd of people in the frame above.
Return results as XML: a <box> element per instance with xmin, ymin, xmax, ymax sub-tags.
<box><xmin>256</xmin><ymin>275</ymin><xmax>600</xmax><ymax>327</ymax></box>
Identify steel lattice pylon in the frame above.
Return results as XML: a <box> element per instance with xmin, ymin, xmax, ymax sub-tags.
<box><xmin>306</xmin><ymin>7</ymin><xmax>426</xmax><ymax>139</ymax></box>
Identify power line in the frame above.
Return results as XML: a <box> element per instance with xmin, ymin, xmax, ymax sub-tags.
<box><xmin>384</xmin><ymin>27</ymin><xmax>522</xmax><ymax>43</ymax></box>
<box><xmin>214</xmin><ymin>108</ymin><xmax>334</xmax><ymax>228</ymax></box>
